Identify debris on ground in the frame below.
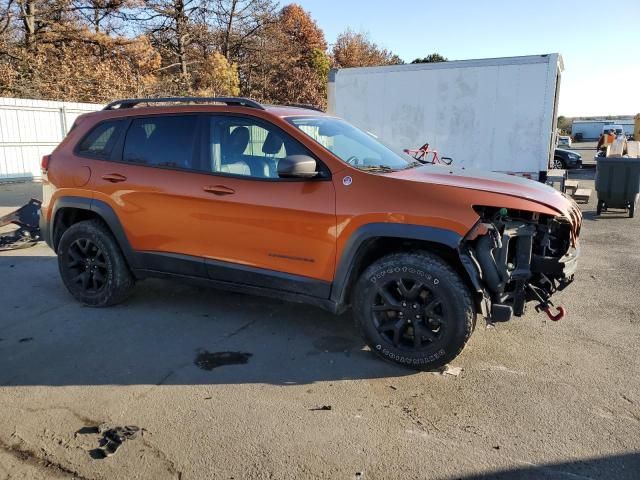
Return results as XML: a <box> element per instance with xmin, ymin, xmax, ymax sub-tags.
<box><xmin>431</xmin><ymin>365</ymin><xmax>463</xmax><ymax>377</ymax></box>
<box><xmin>443</xmin><ymin>366</ymin><xmax>463</xmax><ymax>376</ymax></box>
<box><xmin>0</xmin><ymin>199</ymin><xmax>41</xmax><ymax>251</ymax></box>
<box><xmin>194</xmin><ymin>351</ymin><xmax>253</xmax><ymax>370</ymax></box>
<box><xmin>309</xmin><ymin>405</ymin><xmax>332</xmax><ymax>411</ymax></box>
<box><xmin>77</xmin><ymin>425</ymin><xmax>141</xmax><ymax>459</ymax></box>
<box><xmin>18</xmin><ymin>337</ymin><xmax>33</xmax><ymax>343</ymax></box>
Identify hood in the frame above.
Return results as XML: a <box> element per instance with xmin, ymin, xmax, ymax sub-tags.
<box><xmin>390</xmin><ymin>164</ymin><xmax>575</xmax><ymax>216</ymax></box>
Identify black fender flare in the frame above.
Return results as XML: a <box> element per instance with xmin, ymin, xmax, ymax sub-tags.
<box><xmin>48</xmin><ymin>196</ymin><xmax>139</xmax><ymax>270</ymax></box>
<box><xmin>330</xmin><ymin>223</ymin><xmax>482</xmax><ymax>309</ymax></box>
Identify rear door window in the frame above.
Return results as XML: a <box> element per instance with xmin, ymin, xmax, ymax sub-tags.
<box><xmin>123</xmin><ymin>116</ymin><xmax>200</xmax><ymax>169</ymax></box>
<box><xmin>77</xmin><ymin>120</ymin><xmax>125</xmax><ymax>159</ymax></box>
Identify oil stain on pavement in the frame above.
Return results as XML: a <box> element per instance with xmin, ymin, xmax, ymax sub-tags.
<box><xmin>194</xmin><ymin>351</ymin><xmax>253</xmax><ymax>370</ymax></box>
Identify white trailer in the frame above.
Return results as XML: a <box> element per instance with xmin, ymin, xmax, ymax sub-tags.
<box><xmin>328</xmin><ymin>54</ymin><xmax>563</xmax><ymax>180</ymax></box>
<box><xmin>571</xmin><ymin>119</ymin><xmax>635</xmax><ymax>140</ymax></box>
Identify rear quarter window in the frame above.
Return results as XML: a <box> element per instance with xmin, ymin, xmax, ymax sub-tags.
<box><xmin>76</xmin><ymin>120</ymin><xmax>125</xmax><ymax>159</ymax></box>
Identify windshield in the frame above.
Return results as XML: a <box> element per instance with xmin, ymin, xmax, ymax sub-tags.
<box><xmin>287</xmin><ymin>116</ymin><xmax>415</xmax><ymax>171</ymax></box>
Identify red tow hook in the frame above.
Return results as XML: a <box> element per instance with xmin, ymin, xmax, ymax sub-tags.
<box><xmin>544</xmin><ymin>306</ymin><xmax>566</xmax><ymax>321</ymax></box>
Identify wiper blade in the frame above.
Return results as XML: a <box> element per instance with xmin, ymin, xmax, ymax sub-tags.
<box><xmin>358</xmin><ymin>165</ymin><xmax>397</xmax><ymax>172</ymax></box>
<box><xmin>403</xmin><ymin>161</ymin><xmax>423</xmax><ymax>169</ymax></box>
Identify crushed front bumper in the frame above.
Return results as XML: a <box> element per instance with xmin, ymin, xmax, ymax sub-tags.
<box><xmin>532</xmin><ymin>245</ymin><xmax>580</xmax><ymax>279</ymax></box>
<box><xmin>464</xmin><ymin>209</ymin><xmax>581</xmax><ymax>323</ymax></box>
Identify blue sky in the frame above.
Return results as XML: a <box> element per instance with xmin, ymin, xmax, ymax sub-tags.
<box><xmin>291</xmin><ymin>0</ymin><xmax>640</xmax><ymax>117</ymax></box>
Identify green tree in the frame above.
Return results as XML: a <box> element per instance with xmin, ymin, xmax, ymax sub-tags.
<box><xmin>557</xmin><ymin>115</ymin><xmax>572</xmax><ymax>133</ymax></box>
<box><xmin>411</xmin><ymin>53</ymin><xmax>447</xmax><ymax>63</ymax></box>
<box><xmin>310</xmin><ymin>47</ymin><xmax>329</xmax><ymax>78</ymax></box>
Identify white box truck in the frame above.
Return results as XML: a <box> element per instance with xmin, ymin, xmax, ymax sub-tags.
<box><xmin>327</xmin><ymin>54</ymin><xmax>563</xmax><ymax>181</ymax></box>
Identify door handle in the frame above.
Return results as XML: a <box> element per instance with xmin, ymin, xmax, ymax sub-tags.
<box><xmin>203</xmin><ymin>185</ymin><xmax>235</xmax><ymax>196</ymax></box>
<box><xmin>102</xmin><ymin>173</ymin><xmax>127</xmax><ymax>183</ymax></box>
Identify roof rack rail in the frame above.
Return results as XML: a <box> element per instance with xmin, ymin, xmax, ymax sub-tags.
<box><xmin>285</xmin><ymin>103</ymin><xmax>324</xmax><ymax>112</ymax></box>
<box><xmin>103</xmin><ymin>96</ymin><xmax>265</xmax><ymax>111</ymax></box>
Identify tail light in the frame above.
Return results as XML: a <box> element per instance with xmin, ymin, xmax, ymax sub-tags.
<box><xmin>41</xmin><ymin>154</ymin><xmax>51</xmax><ymax>173</ymax></box>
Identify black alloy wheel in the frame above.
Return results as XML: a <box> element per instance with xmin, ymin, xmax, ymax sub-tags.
<box><xmin>372</xmin><ymin>277</ymin><xmax>446</xmax><ymax>350</ymax></box>
<box><xmin>66</xmin><ymin>238</ymin><xmax>108</xmax><ymax>294</ymax></box>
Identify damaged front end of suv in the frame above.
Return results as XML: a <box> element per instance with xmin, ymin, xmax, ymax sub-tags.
<box><xmin>462</xmin><ymin>201</ymin><xmax>582</xmax><ymax>323</ymax></box>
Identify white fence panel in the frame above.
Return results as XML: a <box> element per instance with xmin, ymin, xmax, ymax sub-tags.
<box><xmin>0</xmin><ymin>97</ymin><xmax>102</xmax><ymax>181</ymax></box>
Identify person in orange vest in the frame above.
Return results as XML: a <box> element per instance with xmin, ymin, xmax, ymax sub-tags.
<box><xmin>597</xmin><ymin>129</ymin><xmax>616</xmax><ymax>151</ymax></box>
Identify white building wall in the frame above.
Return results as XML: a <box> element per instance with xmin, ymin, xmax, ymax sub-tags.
<box><xmin>0</xmin><ymin>97</ymin><xmax>102</xmax><ymax>181</ymax></box>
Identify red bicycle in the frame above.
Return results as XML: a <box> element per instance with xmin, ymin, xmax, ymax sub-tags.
<box><xmin>404</xmin><ymin>143</ymin><xmax>453</xmax><ymax>165</ymax></box>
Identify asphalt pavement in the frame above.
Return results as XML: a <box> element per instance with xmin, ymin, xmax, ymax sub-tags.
<box><xmin>0</xmin><ymin>178</ymin><xmax>639</xmax><ymax>480</ymax></box>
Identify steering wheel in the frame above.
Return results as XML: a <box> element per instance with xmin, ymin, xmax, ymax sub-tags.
<box><xmin>346</xmin><ymin>155</ymin><xmax>360</xmax><ymax>165</ymax></box>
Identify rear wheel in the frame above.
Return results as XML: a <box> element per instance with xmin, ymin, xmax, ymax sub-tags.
<box><xmin>597</xmin><ymin>199</ymin><xmax>603</xmax><ymax>215</ymax></box>
<box><xmin>57</xmin><ymin>220</ymin><xmax>135</xmax><ymax>306</ymax></box>
<box><xmin>630</xmin><ymin>202</ymin><xmax>635</xmax><ymax>218</ymax></box>
<box><xmin>352</xmin><ymin>252</ymin><xmax>475</xmax><ymax>370</ymax></box>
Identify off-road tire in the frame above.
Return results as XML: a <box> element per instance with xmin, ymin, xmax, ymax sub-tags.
<box><xmin>352</xmin><ymin>251</ymin><xmax>475</xmax><ymax>370</ymax></box>
<box><xmin>57</xmin><ymin>219</ymin><xmax>135</xmax><ymax>306</ymax></box>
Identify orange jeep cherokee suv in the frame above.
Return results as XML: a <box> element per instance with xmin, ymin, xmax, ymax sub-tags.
<box><xmin>40</xmin><ymin>97</ymin><xmax>582</xmax><ymax>370</ymax></box>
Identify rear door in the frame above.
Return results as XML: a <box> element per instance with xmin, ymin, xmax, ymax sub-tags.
<box><xmin>198</xmin><ymin>114</ymin><xmax>337</xmax><ymax>296</ymax></box>
<box><xmin>88</xmin><ymin>114</ymin><xmax>209</xmax><ymax>276</ymax></box>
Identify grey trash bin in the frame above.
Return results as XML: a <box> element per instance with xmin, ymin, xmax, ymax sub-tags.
<box><xmin>595</xmin><ymin>157</ymin><xmax>640</xmax><ymax>218</ymax></box>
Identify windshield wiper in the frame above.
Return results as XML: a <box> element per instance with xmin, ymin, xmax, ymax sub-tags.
<box><xmin>358</xmin><ymin>165</ymin><xmax>397</xmax><ymax>173</ymax></box>
<box><xmin>402</xmin><ymin>161</ymin><xmax>423</xmax><ymax>169</ymax></box>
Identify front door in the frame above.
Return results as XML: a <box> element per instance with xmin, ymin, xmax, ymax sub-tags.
<box><xmin>198</xmin><ymin>114</ymin><xmax>337</xmax><ymax>297</ymax></box>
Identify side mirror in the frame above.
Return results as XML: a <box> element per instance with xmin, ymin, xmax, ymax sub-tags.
<box><xmin>277</xmin><ymin>155</ymin><xmax>318</xmax><ymax>178</ymax></box>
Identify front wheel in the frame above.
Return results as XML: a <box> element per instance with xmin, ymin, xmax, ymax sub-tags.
<box><xmin>352</xmin><ymin>252</ymin><xmax>475</xmax><ymax>370</ymax></box>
